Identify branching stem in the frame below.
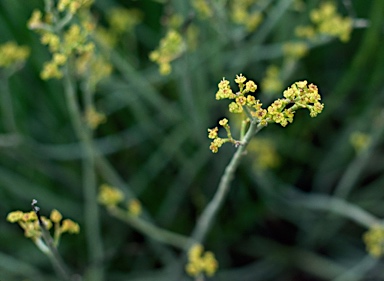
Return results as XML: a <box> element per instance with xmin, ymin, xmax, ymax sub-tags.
<box><xmin>191</xmin><ymin>120</ymin><xmax>265</xmax><ymax>243</ymax></box>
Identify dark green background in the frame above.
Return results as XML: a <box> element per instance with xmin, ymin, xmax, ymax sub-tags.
<box><xmin>1</xmin><ymin>0</ymin><xmax>384</xmax><ymax>280</ymax></box>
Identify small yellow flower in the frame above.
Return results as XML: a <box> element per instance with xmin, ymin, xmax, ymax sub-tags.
<box><xmin>22</xmin><ymin>211</ymin><xmax>38</xmax><ymax>222</ymax></box>
<box><xmin>61</xmin><ymin>219</ymin><xmax>80</xmax><ymax>234</ymax></box>
<box><xmin>234</xmin><ymin>73</ymin><xmax>246</xmax><ymax>84</ymax></box>
<box><xmin>209</xmin><ymin>138</ymin><xmax>224</xmax><ymax>153</ymax></box>
<box><xmin>50</xmin><ymin>209</ymin><xmax>63</xmax><ymax>223</ymax></box>
<box><xmin>218</xmin><ymin>78</ymin><xmax>230</xmax><ymax>90</ymax></box>
<box><xmin>219</xmin><ymin>118</ymin><xmax>228</xmax><ymax>126</ymax></box>
<box><xmin>40</xmin><ymin>33</ymin><xmax>60</xmax><ymax>53</ymax></box>
<box><xmin>208</xmin><ymin>127</ymin><xmax>218</xmax><ymax>139</ymax></box>
<box><xmin>245</xmin><ymin>80</ymin><xmax>257</xmax><ymax>92</ymax></box>
<box><xmin>236</xmin><ymin>96</ymin><xmax>247</xmax><ymax>106</ymax></box>
<box><xmin>6</xmin><ymin>211</ymin><xmax>24</xmax><ymax>223</ymax></box>
<box><xmin>201</xmin><ymin>251</ymin><xmax>218</xmax><ymax>277</ymax></box>
<box><xmin>228</xmin><ymin>101</ymin><xmax>243</xmax><ymax>113</ymax></box>
<box><xmin>296</xmin><ymin>80</ymin><xmax>308</xmax><ymax>88</ymax></box>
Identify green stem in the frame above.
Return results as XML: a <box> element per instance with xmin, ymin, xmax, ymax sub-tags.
<box><xmin>289</xmin><ymin>194</ymin><xmax>380</xmax><ymax>228</ymax></box>
<box><xmin>191</xmin><ymin>121</ymin><xmax>265</xmax><ymax>243</ymax></box>
<box><xmin>63</xmin><ymin>65</ymin><xmax>104</xmax><ymax>281</ymax></box>
<box><xmin>108</xmin><ymin>207</ymin><xmax>194</xmax><ymax>250</ymax></box>
<box><xmin>35</xmin><ymin>231</ymin><xmax>71</xmax><ymax>281</ymax></box>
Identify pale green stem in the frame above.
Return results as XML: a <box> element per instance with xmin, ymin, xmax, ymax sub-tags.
<box><xmin>290</xmin><ymin>194</ymin><xmax>380</xmax><ymax>228</ymax></box>
<box><xmin>332</xmin><ymin>255</ymin><xmax>378</xmax><ymax>281</ymax></box>
<box><xmin>108</xmin><ymin>207</ymin><xmax>194</xmax><ymax>250</ymax></box>
<box><xmin>35</xmin><ymin>231</ymin><xmax>71</xmax><ymax>281</ymax></box>
<box><xmin>191</xmin><ymin>120</ymin><xmax>264</xmax><ymax>243</ymax></box>
<box><xmin>63</xmin><ymin>65</ymin><xmax>104</xmax><ymax>281</ymax></box>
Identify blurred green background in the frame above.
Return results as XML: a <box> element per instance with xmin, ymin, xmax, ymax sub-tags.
<box><xmin>1</xmin><ymin>0</ymin><xmax>384</xmax><ymax>280</ymax></box>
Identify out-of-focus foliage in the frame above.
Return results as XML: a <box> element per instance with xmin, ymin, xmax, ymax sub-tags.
<box><xmin>1</xmin><ymin>0</ymin><xmax>384</xmax><ymax>280</ymax></box>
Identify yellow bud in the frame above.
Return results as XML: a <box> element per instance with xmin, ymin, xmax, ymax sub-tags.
<box><xmin>128</xmin><ymin>199</ymin><xmax>142</xmax><ymax>217</ymax></box>
<box><xmin>50</xmin><ymin>209</ymin><xmax>63</xmax><ymax>223</ymax></box>
<box><xmin>61</xmin><ymin>219</ymin><xmax>80</xmax><ymax>234</ymax></box>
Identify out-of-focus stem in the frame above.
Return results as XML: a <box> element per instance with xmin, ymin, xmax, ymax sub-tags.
<box><xmin>63</xmin><ymin>65</ymin><xmax>104</xmax><ymax>281</ymax></box>
<box><xmin>289</xmin><ymin>194</ymin><xmax>380</xmax><ymax>228</ymax></box>
<box><xmin>108</xmin><ymin>207</ymin><xmax>194</xmax><ymax>250</ymax></box>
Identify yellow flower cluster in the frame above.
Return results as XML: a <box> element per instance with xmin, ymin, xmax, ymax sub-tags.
<box><xmin>261</xmin><ymin>65</ymin><xmax>283</xmax><ymax>94</ymax></box>
<box><xmin>149</xmin><ymin>30</ymin><xmax>185</xmax><ymax>75</ymax></box>
<box><xmin>208</xmin><ymin>118</ymin><xmax>237</xmax><ymax>153</ymax></box>
<box><xmin>98</xmin><ymin>184</ymin><xmax>124</xmax><ymax>207</ymax></box>
<box><xmin>295</xmin><ymin>2</ymin><xmax>353</xmax><ymax>42</ymax></box>
<box><xmin>230</xmin><ymin>0</ymin><xmax>263</xmax><ymax>32</ymax></box>
<box><xmin>28</xmin><ymin>1</ymin><xmax>112</xmax><ymax>85</ymax></box>
<box><xmin>98</xmin><ymin>184</ymin><xmax>142</xmax><ymax>216</ymax></box>
<box><xmin>192</xmin><ymin>0</ymin><xmax>213</xmax><ymax>19</ymax></box>
<box><xmin>282</xmin><ymin>42</ymin><xmax>309</xmax><ymax>60</ymax></box>
<box><xmin>247</xmin><ymin>138</ymin><xmax>280</xmax><ymax>170</ymax></box>
<box><xmin>0</xmin><ymin>41</ymin><xmax>30</xmax><ymax>68</ymax></box>
<box><xmin>185</xmin><ymin>244</ymin><xmax>218</xmax><ymax>278</ymax></box>
<box><xmin>58</xmin><ymin>0</ymin><xmax>94</xmax><ymax>14</ymax></box>
<box><xmin>209</xmin><ymin>75</ymin><xmax>324</xmax><ymax>153</ymax></box>
<box><xmin>363</xmin><ymin>225</ymin><xmax>384</xmax><ymax>258</ymax></box>
<box><xmin>7</xmin><ymin>209</ymin><xmax>79</xmax><ymax>242</ymax></box>
<box><xmin>106</xmin><ymin>8</ymin><xmax>142</xmax><ymax>35</ymax></box>
<box><xmin>39</xmin><ymin>23</ymin><xmax>94</xmax><ymax>80</ymax></box>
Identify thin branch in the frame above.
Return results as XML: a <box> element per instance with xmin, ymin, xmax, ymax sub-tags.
<box><xmin>191</xmin><ymin>121</ymin><xmax>265</xmax><ymax>243</ymax></box>
<box><xmin>31</xmin><ymin>200</ymin><xmax>72</xmax><ymax>281</ymax></box>
<box><xmin>108</xmin><ymin>207</ymin><xmax>194</xmax><ymax>250</ymax></box>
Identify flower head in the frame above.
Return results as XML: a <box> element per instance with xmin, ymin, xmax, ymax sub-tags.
<box><xmin>98</xmin><ymin>184</ymin><xmax>125</xmax><ymax>207</ymax></box>
<box><xmin>185</xmin><ymin>244</ymin><xmax>218</xmax><ymax>277</ymax></box>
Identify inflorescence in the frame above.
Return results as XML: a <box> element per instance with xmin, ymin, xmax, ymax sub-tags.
<box><xmin>98</xmin><ymin>183</ymin><xmax>142</xmax><ymax>217</ymax></box>
<box><xmin>363</xmin><ymin>225</ymin><xmax>384</xmax><ymax>258</ymax></box>
<box><xmin>7</xmin><ymin>207</ymin><xmax>79</xmax><ymax>244</ymax></box>
<box><xmin>185</xmin><ymin>243</ymin><xmax>219</xmax><ymax>278</ymax></box>
<box><xmin>208</xmin><ymin>74</ymin><xmax>324</xmax><ymax>153</ymax></box>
